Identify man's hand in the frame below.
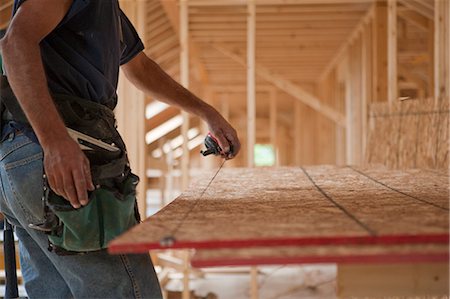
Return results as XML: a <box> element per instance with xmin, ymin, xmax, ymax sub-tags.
<box><xmin>205</xmin><ymin>110</ymin><xmax>240</xmax><ymax>159</ymax></box>
<box><xmin>43</xmin><ymin>136</ymin><xmax>95</xmax><ymax>209</ymax></box>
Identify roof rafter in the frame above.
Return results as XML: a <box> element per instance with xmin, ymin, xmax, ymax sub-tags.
<box><xmin>159</xmin><ymin>0</ymin><xmax>209</xmax><ymax>85</ymax></box>
<box><xmin>212</xmin><ymin>43</ymin><xmax>346</xmax><ymax>127</ymax></box>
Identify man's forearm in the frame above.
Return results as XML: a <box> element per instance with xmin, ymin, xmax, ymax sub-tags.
<box><xmin>1</xmin><ymin>35</ymin><xmax>68</xmax><ymax>148</ymax></box>
<box><xmin>122</xmin><ymin>53</ymin><xmax>215</xmax><ymax>121</ymax></box>
<box><xmin>123</xmin><ymin>52</ymin><xmax>241</xmax><ymax>157</ymax></box>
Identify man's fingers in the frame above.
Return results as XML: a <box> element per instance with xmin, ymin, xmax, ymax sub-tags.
<box><xmin>73</xmin><ymin>168</ymin><xmax>89</xmax><ymax>206</ymax></box>
<box><xmin>47</xmin><ymin>172</ymin><xmax>65</xmax><ymax>197</ymax></box>
<box><xmin>214</xmin><ymin>132</ymin><xmax>231</xmax><ymax>156</ymax></box>
<box><xmin>62</xmin><ymin>173</ymin><xmax>80</xmax><ymax>209</ymax></box>
<box><xmin>83</xmin><ymin>159</ymin><xmax>95</xmax><ymax>191</ymax></box>
<box><xmin>225</xmin><ymin>131</ymin><xmax>241</xmax><ymax>158</ymax></box>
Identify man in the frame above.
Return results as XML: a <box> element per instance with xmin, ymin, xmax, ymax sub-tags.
<box><xmin>0</xmin><ymin>0</ymin><xmax>240</xmax><ymax>298</ymax></box>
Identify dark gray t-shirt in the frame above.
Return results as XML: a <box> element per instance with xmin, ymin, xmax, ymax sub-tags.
<box><xmin>12</xmin><ymin>0</ymin><xmax>144</xmax><ymax>109</ymax></box>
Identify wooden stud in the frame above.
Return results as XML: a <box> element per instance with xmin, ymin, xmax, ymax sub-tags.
<box><xmin>294</xmin><ymin>102</ymin><xmax>302</xmax><ymax>166</ymax></box>
<box><xmin>269</xmin><ymin>88</ymin><xmax>278</xmax><ymax>166</ymax></box>
<box><xmin>247</xmin><ymin>0</ymin><xmax>256</xmax><ymax>167</ymax></box>
<box><xmin>179</xmin><ymin>2</ymin><xmax>191</xmax><ymax>299</ymax></box>
<box><xmin>189</xmin><ymin>0</ymin><xmax>374</xmax><ymax>6</ymax></box>
<box><xmin>387</xmin><ymin>0</ymin><xmax>398</xmax><ymax>103</ymax></box>
<box><xmin>180</xmin><ymin>0</ymin><xmax>190</xmax><ymax>191</ymax></box>
<box><xmin>441</xmin><ymin>1</ymin><xmax>450</xmax><ymax>101</ymax></box>
<box><xmin>372</xmin><ymin>1</ymin><xmax>388</xmax><ymax>103</ymax></box>
<box><xmin>182</xmin><ymin>250</ymin><xmax>191</xmax><ymax>299</ymax></box>
<box><xmin>344</xmin><ymin>54</ymin><xmax>354</xmax><ymax>164</ymax></box>
<box><xmin>250</xmin><ymin>266</ymin><xmax>259</xmax><ymax>299</ymax></box>
<box><xmin>117</xmin><ymin>0</ymin><xmax>148</xmax><ymax>216</ymax></box>
<box><xmin>361</xmin><ymin>24</ymin><xmax>368</xmax><ymax>161</ymax></box>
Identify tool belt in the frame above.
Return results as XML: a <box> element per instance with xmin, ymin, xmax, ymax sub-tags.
<box><xmin>0</xmin><ymin>76</ymin><xmax>140</xmax><ymax>255</ymax></box>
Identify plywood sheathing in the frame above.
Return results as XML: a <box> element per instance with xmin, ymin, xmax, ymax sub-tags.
<box><xmin>191</xmin><ymin>243</ymin><xmax>449</xmax><ymax>268</ymax></box>
<box><xmin>365</xmin><ymin>97</ymin><xmax>449</xmax><ymax>170</ymax></box>
<box><xmin>109</xmin><ymin>166</ymin><xmax>448</xmax><ymax>253</ymax></box>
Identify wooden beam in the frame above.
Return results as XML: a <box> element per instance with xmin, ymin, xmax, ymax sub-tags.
<box><xmin>434</xmin><ymin>0</ymin><xmax>450</xmax><ymax>100</ymax></box>
<box><xmin>0</xmin><ymin>1</ymin><xmax>12</xmax><ymax>30</ymax></box>
<box><xmin>319</xmin><ymin>4</ymin><xmax>375</xmax><ymax>81</ymax></box>
<box><xmin>0</xmin><ymin>0</ymin><xmax>13</xmax><ymax>13</ymax></box>
<box><xmin>189</xmin><ymin>0</ymin><xmax>375</xmax><ymax>6</ymax></box>
<box><xmin>294</xmin><ymin>102</ymin><xmax>302</xmax><ymax>166</ymax></box>
<box><xmin>269</xmin><ymin>88</ymin><xmax>278</xmax><ymax>166</ymax></box>
<box><xmin>398</xmin><ymin>0</ymin><xmax>434</xmax><ymax>20</ymax></box>
<box><xmin>448</xmin><ymin>0</ymin><xmax>450</xmax><ymax>100</ymax></box>
<box><xmin>212</xmin><ymin>44</ymin><xmax>346</xmax><ymax>127</ymax></box>
<box><xmin>160</xmin><ymin>0</ymin><xmax>209</xmax><ymax>85</ymax></box>
<box><xmin>397</xmin><ymin>8</ymin><xmax>429</xmax><ymax>31</ymax></box>
<box><xmin>180</xmin><ymin>0</ymin><xmax>190</xmax><ymax>192</ymax></box>
<box><xmin>387</xmin><ymin>0</ymin><xmax>398</xmax><ymax>103</ymax></box>
<box><xmin>117</xmin><ymin>0</ymin><xmax>148</xmax><ymax>218</ymax></box>
<box><xmin>372</xmin><ymin>1</ymin><xmax>388</xmax><ymax>102</ymax></box>
<box><xmin>250</xmin><ymin>266</ymin><xmax>259</xmax><ymax>299</ymax></box>
<box><xmin>247</xmin><ymin>0</ymin><xmax>256</xmax><ymax>167</ymax></box>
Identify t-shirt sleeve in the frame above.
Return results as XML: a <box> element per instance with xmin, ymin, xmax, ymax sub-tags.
<box><xmin>14</xmin><ymin>0</ymin><xmax>89</xmax><ymax>18</ymax></box>
<box><xmin>119</xmin><ymin>9</ymin><xmax>145</xmax><ymax>65</ymax></box>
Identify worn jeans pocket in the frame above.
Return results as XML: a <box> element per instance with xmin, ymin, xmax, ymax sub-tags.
<box><xmin>0</xmin><ymin>133</ymin><xmax>44</xmax><ymax>224</ymax></box>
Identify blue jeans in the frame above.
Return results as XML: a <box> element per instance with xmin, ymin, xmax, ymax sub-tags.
<box><xmin>0</xmin><ymin>126</ymin><xmax>162</xmax><ymax>299</ymax></box>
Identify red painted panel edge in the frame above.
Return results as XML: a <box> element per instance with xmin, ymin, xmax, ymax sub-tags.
<box><xmin>108</xmin><ymin>233</ymin><xmax>450</xmax><ymax>254</ymax></box>
<box><xmin>191</xmin><ymin>253</ymin><xmax>450</xmax><ymax>268</ymax></box>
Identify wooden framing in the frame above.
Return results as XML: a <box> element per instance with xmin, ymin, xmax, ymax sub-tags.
<box><xmin>212</xmin><ymin>44</ymin><xmax>346</xmax><ymax>127</ymax></box>
<box><xmin>0</xmin><ymin>1</ymin><xmax>12</xmax><ymax>30</ymax></box>
<box><xmin>372</xmin><ymin>1</ymin><xmax>388</xmax><ymax>103</ymax></box>
<box><xmin>180</xmin><ymin>0</ymin><xmax>190</xmax><ymax>191</ymax></box>
<box><xmin>269</xmin><ymin>88</ymin><xmax>278</xmax><ymax>165</ymax></box>
<box><xmin>434</xmin><ymin>0</ymin><xmax>450</xmax><ymax>100</ymax></box>
<box><xmin>319</xmin><ymin>5</ymin><xmax>375</xmax><ymax>82</ymax></box>
<box><xmin>397</xmin><ymin>0</ymin><xmax>434</xmax><ymax>20</ymax></box>
<box><xmin>117</xmin><ymin>0</ymin><xmax>148</xmax><ymax>215</ymax></box>
<box><xmin>247</xmin><ymin>0</ymin><xmax>256</xmax><ymax>167</ymax></box>
<box><xmin>188</xmin><ymin>0</ymin><xmax>374</xmax><ymax>6</ymax></box>
<box><xmin>387</xmin><ymin>0</ymin><xmax>398</xmax><ymax>103</ymax></box>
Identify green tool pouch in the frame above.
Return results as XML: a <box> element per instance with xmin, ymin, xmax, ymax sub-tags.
<box><xmin>47</xmin><ymin>173</ymin><xmax>140</xmax><ymax>254</ymax></box>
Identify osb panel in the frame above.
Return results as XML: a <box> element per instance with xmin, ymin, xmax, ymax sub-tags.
<box><xmin>366</xmin><ymin>98</ymin><xmax>449</xmax><ymax>170</ymax></box>
<box><xmin>191</xmin><ymin>244</ymin><xmax>449</xmax><ymax>268</ymax></box>
<box><xmin>306</xmin><ymin>166</ymin><xmax>448</xmax><ymax>236</ymax></box>
<box><xmin>109</xmin><ymin>166</ymin><xmax>449</xmax><ymax>254</ymax></box>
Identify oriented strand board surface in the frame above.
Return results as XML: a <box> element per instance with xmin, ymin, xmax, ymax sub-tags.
<box><xmin>191</xmin><ymin>244</ymin><xmax>449</xmax><ymax>268</ymax></box>
<box><xmin>109</xmin><ymin>166</ymin><xmax>449</xmax><ymax>254</ymax></box>
<box><xmin>366</xmin><ymin>97</ymin><xmax>449</xmax><ymax>170</ymax></box>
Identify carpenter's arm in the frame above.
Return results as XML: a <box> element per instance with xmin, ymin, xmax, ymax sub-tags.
<box><xmin>0</xmin><ymin>0</ymin><xmax>94</xmax><ymax>208</ymax></box>
<box><xmin>121</xmin><ymin>52</ymin><xmax>240</xmax><ymax>158</ymax></box>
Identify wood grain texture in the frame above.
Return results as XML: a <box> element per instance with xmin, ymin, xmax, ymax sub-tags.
<box><xmin>191</xmin><ymin>244</ymin><xmax>449</xmax><ymax>268</ymax></box>
<box><xmin>366</xmin><ymin>97</ymin><xmax>449</xmax><ymax>170</ymax></box>
<box><xmin>109</xmin><ymin>166</ymin><xmax>448</xmax><ymax>254</ymax></box>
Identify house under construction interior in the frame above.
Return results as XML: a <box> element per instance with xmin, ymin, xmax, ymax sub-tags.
<box><xmin>0</xmin><ymin>0</ymin><xmax>449</xmax><ymax>298</ymax></box>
